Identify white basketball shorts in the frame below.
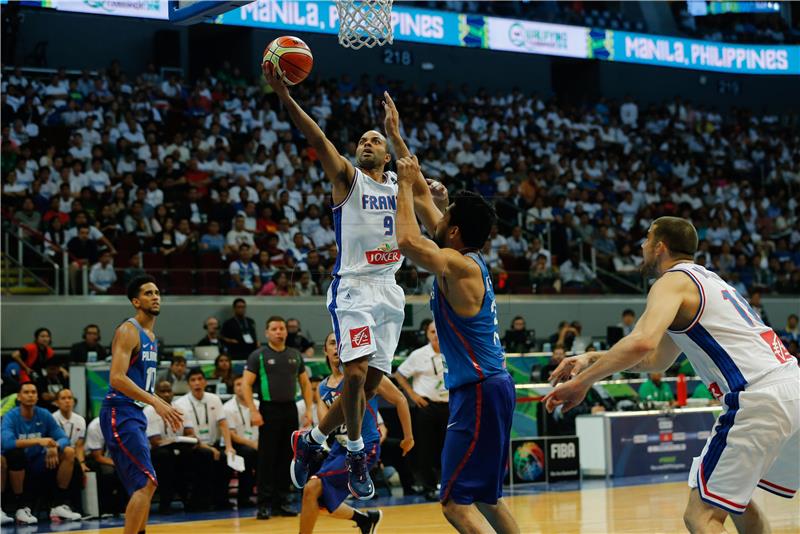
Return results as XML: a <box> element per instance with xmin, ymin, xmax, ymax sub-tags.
<box><xmin>326</xmin><ymin>277</ymin><xmax>405</xmax><ymax>374</ymax></box>
<box><xmin>688</xmin><ymin>379</ymin><xmax>800</xmax><ymax>514</ymax></box>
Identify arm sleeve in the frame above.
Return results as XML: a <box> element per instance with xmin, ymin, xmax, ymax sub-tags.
<box><xmin>397</xmin><ymin>351</ymin><xmax>420</xmax><ymax>378</ymax></box>
<box><xmin>245</xmin><ymin>350</ymin><xmax>259</xmax><ymax>374</ymax></box>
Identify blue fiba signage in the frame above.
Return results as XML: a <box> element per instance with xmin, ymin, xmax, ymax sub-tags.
<box><xmin>215</xmin><ymin>0</ymin><xmax>465</xmax><ymax>47</ymax></box>
<box><xmin>590</xmin><ymin>29</ymin><xmax>800</xmax><ymax>75</ymax></box>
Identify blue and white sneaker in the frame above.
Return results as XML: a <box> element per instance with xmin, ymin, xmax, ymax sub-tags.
<box><xmin>346</xmin><ymin>449</ymin><xmax>375</xmax><ymax>500</ymax></box>
<box><xmin>290</xmin><ymin>430</ymin><xmax>324</xmax><ymax>489</ymax></box>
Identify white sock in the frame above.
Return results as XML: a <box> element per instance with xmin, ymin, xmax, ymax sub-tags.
<box><xmin>310</xmin><ymin>426</ymin><xmax>327</xmax><ymax>445</ymax></box>
<box><xmin>346</xmin><ymin>437</ymin><xmax>364</xmax><ymax>452</ymax></box>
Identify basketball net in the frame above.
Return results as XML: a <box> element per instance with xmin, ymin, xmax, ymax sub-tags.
<box><xmin>336</xmin><ymin>0</ymin><xmax>394</xmax><ymax>49</ymax></box>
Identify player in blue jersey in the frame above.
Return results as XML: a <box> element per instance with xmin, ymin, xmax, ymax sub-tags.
<box><xmin>394</xmin><ymin>156</ymin><xmax>519</xmax><ymax>534</ymax></box>
<box><xmin>298</xmin><ymin>332</ymin><xmax>414</xmax><ymax>534</ymax></box>
<box><xmin>99</xmin><ymin>275</ymin><xmax>183</xmax><ymax>534</ymax></box>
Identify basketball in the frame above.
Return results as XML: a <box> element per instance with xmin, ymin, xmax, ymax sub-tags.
<box><xmin>262</xmin><ymin>35</ymin><xmax>313</xmax><ymax>86</ymax></box>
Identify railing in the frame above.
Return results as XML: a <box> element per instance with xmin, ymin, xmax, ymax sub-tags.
<box><xmin>1</xmin><ymin>214</ymin><xmax>86</xmax><ymax>295</ymax></box>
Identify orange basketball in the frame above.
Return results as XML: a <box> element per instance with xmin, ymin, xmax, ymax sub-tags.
<box><xmin>262</xmin><ymin>36</ymin><xmax>313</xmax><ymax>86</ymax></box>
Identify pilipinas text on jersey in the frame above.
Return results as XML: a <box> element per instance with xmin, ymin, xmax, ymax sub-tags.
<box><xmin>666</xmin><ymin>263</ymin><xmax>798</xmax><ymax>397</ymax></box>
<box><xmin>103</xmin><ymin>318</ymin><xmax>159</xmax><ymax>409</ymax></box>
<box><xmin>332</xmin><ymin>168</ymin><xmax>404</xmax><ymax>280</ymax></box>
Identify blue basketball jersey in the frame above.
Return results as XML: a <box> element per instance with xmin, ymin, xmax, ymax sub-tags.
<box><xmin>318</xmin><ymin>375</ymin><xmax>381</xmax><ymax>445</ymax></box>
<box><xmin>103</xmin><ymin>318</ymin><xmax>159</xmax><ymax>409</ymax></box>
<box><xmin>431</xmin><ymin>252</ymin><xmax>507</xmax><ymax>389</ymax></box>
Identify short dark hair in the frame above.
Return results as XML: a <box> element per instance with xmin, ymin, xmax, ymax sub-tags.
<box><xmin>19</xmin><ymin>381</ymin><xmax>37</xmax><ymax>391</ymax></box>
<box><xmin>449</xmin><ymin>190</ymin><xmax>496</xmax><ymax>249</ymax></box>
<box><xmin>266</xmin><ymin>315</ymin><xmax>286</xmax><ymax>328</ymax></box>
<box><xmin>232</xmin><ymin>374</ymin><xmax>243</xmax><ymax>383</ymax></box>
<box><xmin>652</xmin><ymin>217</ymin><xmax>698</xmax><ymax>259</ymax></box>
<box><xmin>232</xmin><ymin>298</ymin><xmax>246</xmax><ymax>307</ymax></box>
<box><xmin>34</xmin><ymin>327</ymin><xmax>51</xmax><ymax>339</ymax></box>
<box><xmin>127</xmin><ymin>275</ymin><xmax>157</xmax><ymax>301</ymax></box>
<box><xmin>622</xmin><ymin>309</ymin><xmax>635</xmax><ymax>317</ymax></box>
<box><xmin>187</xmin><ymin>367</ymin><xmax>205</xmax><ymax>380</ymax></box>
<box><xmin>171</xmin><ymin>355</ymin><xmax>186</xmax><ymax>364</ymax></box>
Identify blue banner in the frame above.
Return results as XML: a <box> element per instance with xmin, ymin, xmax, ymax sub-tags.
<box><xmin>591</xmin><ymin>29</ymin><xmax>800</xmax><ymax>75</ymax></box>
<box><xmin>215</xmin><ymin>0</ymin><xmax>471</xmax><ymax>47</ymax></box>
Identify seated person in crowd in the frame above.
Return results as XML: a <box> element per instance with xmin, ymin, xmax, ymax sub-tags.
<box><xmin>538</xmin><ymin>343</ymin><xmax>566</xmax><ymax>383</ymax></box>
<box><xmin>144</xmin><ymin>380</ymin><xmax>199</xmax><ymax>514</ymax></box>
<box><xmin>229</xmin><ymin>243</ymin><xmax>261</xmax><ymax>294</ymax></box>
<box><xmin>52</xmin><ymin>389</ymin><xmax>88</xmax><ymax>512</ymax></box>
<box><xmin>173</xmin><ymin>368</ymin><xmax>236</xmax><ymax>510</ymax></box>
<box><xmin>156</xmin><ymin>354</ymin><xmax>189</xmax><ymax>395</ymax></box>
<box><xmin>0</xmin><ymin>382</ymin><xmax>82</xmax><ymax>524</ymax></box>
<box><xmin>88</xmin><ymin>250</ymin><xmax>117</xmax><ymax>294</ymax></box>
<box><xmin>10</xmin><ymin>328</ymin><xmax>55</xmax><ymax>383</ymax></box>
<box><xmin>212</xmin><ymin>353</ymin><xmax>235</xmax><ymax>393</ymax></box>
<box><xmin>638</xmin><ymin>372</ymin><xmax>675</xmax><ymax>405</ymax></box>
<box><xmin>502</xmin><ymin>316</ymin><xmax>536</xmax><ymax>353</ymax></box>
<box><xmin>69</xmin><ymin>324</ymin><xmax>108</xmax><ymax>363</ymax></box>
<box><xmin>34</xmin><ymin>355</ymin><xmax>70</xmax><ymax>412</ymax></box>
<box><xmin>196</xmin><ymin>316</ymin><xmax>228</xmax><ymax>355</ymax></box>
<box><xmin>286</xmin><ymin>318</ymin><xmax>315</xmax><ymax>357</ymax></box>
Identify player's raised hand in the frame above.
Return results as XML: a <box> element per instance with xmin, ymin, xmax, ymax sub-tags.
<box><xmin>383</xmin><ymin>91</ymin><xmax>400</xmax><ymax>136</ymax></box>
<box><xmin>426</xmin><ymin>178</ymin><xmax>449</xmax><ymax>211</ymax></box>
<box><xmin>543</xmin><ymin>379</ymin><xmax>591</xmax><ymax>414</ymax></box>
<box><xmin>262</xmin><ymin>64</ymin><xmax>290</xmax><ymax>98</ymax></box>
<box><xmin>396</xmin><ymin>155</ymin><xmax>420</xmax><ymax>183</ymax></box>
<box><xmin>154</xmin><ymin>397</ymin><xmax>184</xmax><ymax>432</ymax></box>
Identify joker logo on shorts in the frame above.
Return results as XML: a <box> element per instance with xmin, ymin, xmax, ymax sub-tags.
<box><xmin>350</xmin><ymin>326</ymin><xmax>372</xmax><ymax>348</ymax></box>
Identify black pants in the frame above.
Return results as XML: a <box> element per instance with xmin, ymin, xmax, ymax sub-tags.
<box><xmin>190</xmin><ymin>445</ymin><xmax>232</xmax><ymax>509</ymax></box>
<box><xmin>412</xmin><ymin>401</ymin><xmax>449</xmax><ymax>492</ymax></box>
<box><xmin>233</xmin><ymin>443</ymin><xmax>257</xmax><ymax>506</ymax></box>
<box><xmin>151</xmin><ymin>443</ymin><xmax>196</xmax><ymax>511</ymax></box>
<box><xmin>257</xmin><ymin>401</ymin><xmax>297</xmax><ymax>508</ymax></box>
<box><xmin>85</xmin><ymin>457</ymin><xmax>126</xmax><ymax>515</ymax></box>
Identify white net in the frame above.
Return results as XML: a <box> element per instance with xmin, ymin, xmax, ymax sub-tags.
<box><xmin>336</xmin><ymin>0</ymin><xmax>394</xmax><ymax>49</ymax></box>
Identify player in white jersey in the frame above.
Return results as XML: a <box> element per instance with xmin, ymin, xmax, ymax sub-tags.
<box><xmin>544</xmin><ymin>216</ymin><xmax>799</xmax><ymax>534</ymax></box>
<box><xmin>264</xmin><ymin>71</ymin><xmax>445</xmax><ymax>500</ymax></box>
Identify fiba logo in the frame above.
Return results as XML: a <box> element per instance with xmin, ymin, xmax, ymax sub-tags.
<box><xmin>509</xmin><ymin>23</ymin><xmax>526</xmax><ymax>47</ymax></box>
<box><xmin>550</xmin><ymin>442</ymin><xmax>576</xmax><ymax>459</ymax></box>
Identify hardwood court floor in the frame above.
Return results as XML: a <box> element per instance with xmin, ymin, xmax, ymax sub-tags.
<box><xmin>51</xmin><ymin>480</ymin><xmax>800</xmax><ymax>534</ymax></box>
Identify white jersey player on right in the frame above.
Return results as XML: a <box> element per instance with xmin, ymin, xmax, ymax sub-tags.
<box><xmin>545</xmin><ymin>216</ymin><xmax>799</xmax><ymax>534</ymax></box>
<box><xmin>264</xmin><ymin>71</ymin><xmax>446</xmax><ymax>501</ymax></box>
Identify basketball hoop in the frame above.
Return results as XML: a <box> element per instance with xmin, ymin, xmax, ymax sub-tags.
<box><xmin>336</xmin><ymin>0</ymin><xmax>394</xmax><ymax>49</ymax></box>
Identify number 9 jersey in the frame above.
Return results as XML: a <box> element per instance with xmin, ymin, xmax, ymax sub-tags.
<box><xmin>331</xmin><ymin>168</ymin><xmax>403</xmax><ymax>281</ymax></box>
<box><xmin>103</xmin><ymin>318</ymin><xmax>159</xmax><ymax>409</ymax></box>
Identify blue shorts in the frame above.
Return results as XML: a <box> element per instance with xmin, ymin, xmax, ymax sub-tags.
<box><xmin>315</xmin><ymin>442</ymin><xmax>380</xmax><ymax>512</ymax></box>
<box><xmin>440</xmin><ymin>372</ymin><xmax>515</xmax><ymax>505</ymax></box>
<box><xmin>100</xmin><ymin>403</ymin><xmax>157</xmax><ymax>495</ymax></box>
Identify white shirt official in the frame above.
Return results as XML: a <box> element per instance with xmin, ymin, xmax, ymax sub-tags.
<box><xmin>223</xmin><ymin>397</ymin><xmax>259</xmax><ymax>442</ymax></box>
<box><xmin>144</xmin><ymin>404</ymin><xmax>194</xmax><ymax>444</ymax></box>
<box><xmin>174</xmin><ymin>392</ymin><xmax>226</xmax><ymax>446</ymax></box>
<box><xmin>85</xmin><ymin>418</ymin><xmax>106</xmax><ymax>452</ymax></box>
<box><xmin>52</xmin><ymin>411</ymin><xmax>87</xmax><ymax>447</ymax></box>
<box><xmin>397</xmin><ymin>344</ymin><xmax>449</xmax><ymax>402</ymax></box>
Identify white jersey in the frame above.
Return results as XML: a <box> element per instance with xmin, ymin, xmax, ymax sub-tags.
<box><xmin>666</xmin><ymin>263</ymin><xmax>798</xmax><ymax>397</ymax></box>
<box><xmin>332</xmin><ymin>168</ymin><xmax>403</xmax><ymax>281</ymax></box>
<box><xmin>52</xmin><ymin>411</ymin><xmax>87</xmax><ymax>447</ymax></box>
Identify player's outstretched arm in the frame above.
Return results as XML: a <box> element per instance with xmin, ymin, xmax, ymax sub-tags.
<box><xmin>629</xmin><ymin>334</ymin><xmax>682</xmax><ymax>373</ymax></box>
<box><xmin>544</xmin><ymin>273</ymin><xmax>686</xmax><ymax>412</ymax></box>
<box><xmin>383</xmin><ymin>92</ymin><xmax>445</xmax><ymax>234</ymax></box>
<box><xmin>376</xmin><ymin>376</ymin><xmax>414</xmax><ymax>456</ymax></box>
<box><xmin>264</xmin><ymin>70</ymin><xmax>353</xmax><ymax>201</ymax></box>
<box><xmin>110</xmin><ymin>323</ymin><xmax>184</xmax><ymax>430</ymax></box>
<box><xmin>395</xmin><ymin>156</ymin><xmax>471</xmax><ymax>278</ymax></box>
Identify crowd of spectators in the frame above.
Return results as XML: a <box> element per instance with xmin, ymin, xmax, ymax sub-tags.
<box><xmin>2</xmin><ymin>61</ymin><xmax>799</xmax><ymax>297</ymax></box>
